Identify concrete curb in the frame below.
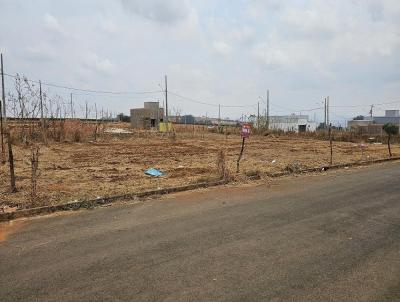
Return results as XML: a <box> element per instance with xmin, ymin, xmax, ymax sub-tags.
<box><xmin>1</xmin><ymin>156</ymin><xmax>399</xmax><ymax>222</ymax></box>
<box><xmin>0</xmin><ymin>179</ymin><xmax>228</xmax><ymax>222</ymax></box>
<box><xmin>265</xmin><ymin>156</ymin><xmax>400</xmax><ymax>178</ymax></box>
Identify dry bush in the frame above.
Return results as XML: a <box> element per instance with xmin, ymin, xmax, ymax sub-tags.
<box><xmin>8</xmin><ymin>119</ymin><xmax>107</xmax><ymax>144</ymax></box>
<box><xmin>168</xmin><ymin>130</ymin><xmax>177</xmax><ymax>143</ymax></box>
<box><xmin>285</xmin><ymin>161</ymin><xmax>305</xmax><ymax>173</ymax></box>
<box><xmin>48</xmin><ymin>119</ymin><xmax>66</xmax><ymax>142</ymax></box>
<box><xmin>245</xmin><ymin>170</ymin><xmax>261</xmax><ymax>179</ymax></box>
<box><xmin>64</xmin><ymin>120</ymin><xmax>88</xmax><ymax>142</ymax></box>
<box><xmin>216</xmin><ymin>150</ymin><xmax>230</xmax><ymax>180</ymax></box>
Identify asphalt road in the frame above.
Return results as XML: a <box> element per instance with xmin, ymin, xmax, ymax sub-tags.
<box><xmin>1</xmin><ymin>162</ymin><xmax>400</xmax><ymax>302</ymax></box>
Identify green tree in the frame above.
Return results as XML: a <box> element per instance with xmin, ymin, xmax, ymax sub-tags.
<box><xmin>382</xmin><ymin>123</ymin><xmax>399</xmax><ymax>157</ymax></box>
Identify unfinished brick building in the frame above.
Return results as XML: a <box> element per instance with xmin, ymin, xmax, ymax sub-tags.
<box><xmin>130</xmin><ymin>102</ymin><xmax>164</xmax><ymax>129</ymax></box>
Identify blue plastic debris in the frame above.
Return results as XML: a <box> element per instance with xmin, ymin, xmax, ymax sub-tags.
<box><xmin>144</xmin><ymin>168</ymin><xmax>164</xmax><ymax>177</ymax></box>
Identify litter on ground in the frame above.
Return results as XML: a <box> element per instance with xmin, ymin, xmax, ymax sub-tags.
<box><xmin>104</xmin><ymin>128</ymin><xmax>133</xmax><ymax>134</ymax></box>
<box><xmin>145</xmin><ymin>168</ymin><xmax>164</xmax><ymax>177</ymax></box>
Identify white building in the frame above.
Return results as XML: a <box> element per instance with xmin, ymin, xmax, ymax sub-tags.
<box><xmin>269</xmin><ymin>115</ymin><xmax>317</xmax><ymax>132</ymax></box>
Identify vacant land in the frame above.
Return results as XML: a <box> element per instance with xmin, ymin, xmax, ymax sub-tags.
<box><xmin>0</xmin><ymin>127</ymin><xmax>398</xmax><ymax>210</ymax></box>
<box><xmin>2</xmin><ymin>163</ymin><xmax>400</xmax><ymax>301</ymax></box>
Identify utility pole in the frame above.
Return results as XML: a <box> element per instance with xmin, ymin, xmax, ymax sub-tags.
<box><xmin>324</xmin><ymin>97</ymin><xmax>327</xmax><ymax>129</ymax></box>
<box><xmin>329</xmin><ymin>123</ymin><xmax>333</xmax><ymax>166</ymax></box>
<box><xmin>370</xmin><ymin>104</ymin><xmax>374</xmax><ymax>117</ymax></box>
<box><xmin>267</xmin><ymin>89</ymin><xmax>270</xmax><ymax>130</ymax></box>
<box><xmin>0</xmin><ymin>53</ymin><xmax>5</xmax><ymax>163</ymax></box>
<box><xmin>327</xmin><ymin>96</ymin><xmax>330</xmax><ymax>127</ymax></box>
<box><xmin>165</xmin><ymin>75</ymin><xmax>168</xmax><ymax>123</ymax></box>
<box><xmin>1</xmin><ymin>54</ymin><xmax>16</xmax><ymax>191</ymax></box>
<box><xmin>264</xmin><ymin>109</ymin><xmax>267</xmax><ymax>126</ymax></box>
<box><xmin>0</xmin><ymin>54</ymin><xmax>5</xmax><ymax>121</ymax></box>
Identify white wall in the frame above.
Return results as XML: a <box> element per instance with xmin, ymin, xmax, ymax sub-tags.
<box><xmin>269</xmin><ymin>117</ymin><xmax>316</xmax><ymax>132</ymax></box>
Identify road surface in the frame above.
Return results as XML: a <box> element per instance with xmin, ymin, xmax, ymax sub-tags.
<box><xmin>1</xmin><ymin>162</ymin><xmax>400</xmax><ymax>301</ymax></box>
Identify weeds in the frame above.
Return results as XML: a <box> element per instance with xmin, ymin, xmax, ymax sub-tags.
<box><xmin>217</xmin><ymin>150</ymin><xmax>230</xmax><ymax>180</ymax></box>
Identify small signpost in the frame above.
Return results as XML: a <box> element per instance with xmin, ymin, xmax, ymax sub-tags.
<box><xmin>237</xmin><ymin>124</ymin><xmax>251</xmax><ymax>173</ymax></box>
<box><xmin>241</xmin><ymin>124</ymin><xmax>251</xmax><ymax>139</ymax></box>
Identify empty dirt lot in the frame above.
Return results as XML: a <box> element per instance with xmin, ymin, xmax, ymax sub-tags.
<box><xmin>0</xmin><ymin>130</ymin><xmax>398</xmax><ymax>209</ymax></box>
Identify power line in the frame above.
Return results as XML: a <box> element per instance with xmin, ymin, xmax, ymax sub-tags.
<box><xmin>331</xmin><ymin>100</ymin><xmax>400</xmax><ymax>108</ymax></box>
<box><xmin>4</xmin><ymin>71</ymin><xmax>400</xmax><ymax>117</ymax></box>
<box><xmin>4</xmin><ymin>73</ymin><xmax>162</xmax><ymax>95</ymax></box>
<box><xmin>270</xmin><ymin>103</ymin><xmax>324</xmax><ymax>113</ymax></box>
<box><xmin>168</xmin><ymin>91</ymin><xmax>255</xmax><ymax>108</ymax></box>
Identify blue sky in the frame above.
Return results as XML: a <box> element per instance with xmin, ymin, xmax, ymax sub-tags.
<box><xmin>1</xmin><ymin>0</ymin><xmax>400</xmax><ymax>124</ymax></box>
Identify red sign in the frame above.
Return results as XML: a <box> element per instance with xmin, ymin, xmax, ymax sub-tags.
<box><xmin>241</xmin><ymin>124</ymin><xmax>251</xmax><ymax>138</ymax></box>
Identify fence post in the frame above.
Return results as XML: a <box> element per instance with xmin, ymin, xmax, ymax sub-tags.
<box><xmin>237</xmin><ymin>137</ymin><xmax>246</xmax><ymax>173</ymax></box>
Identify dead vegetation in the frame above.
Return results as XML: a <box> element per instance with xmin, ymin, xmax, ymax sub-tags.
<box><xmin>1</xmin><ymin>124</ymin><xmax>399</xmax><ymax>211</ymax></box>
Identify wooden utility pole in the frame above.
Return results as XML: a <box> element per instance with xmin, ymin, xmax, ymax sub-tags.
<box><xmin>1</xmin><ymin>54</ymin><xmax>16</xmax><ymax>192</ymax></box>
<box><xmin>165</xmin><ymin>75</ymin><xmax>168</xmax><ymax>123</ymax></box>
<box><xmin>324</xmin><ymin>97</ymin><xmax>327</xmax><ymax>129</ymax></box>
<box><xmin>0</xmin><ymin>54</ymin><xmax>5</xmax><ymax>122</ymax></box>
<box><xmin>327</xmin><ymin>96</ymin><xmax>330</xmax><ymax>127</ymax></box>
<box><xmin>267</xmin><ymin>89</ymin><xmax>270</xmax><ymax>130</ymax></box>
<box><xmin>0</xmin><ymin>53</ymin><xmax>5</xmax><ymax>164</ymax></box>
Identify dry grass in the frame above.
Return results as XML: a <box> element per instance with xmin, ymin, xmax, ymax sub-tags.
<box><xmin>1</xmin><ymin>124</ymin><xmax>399</xmax><ymax>210</ymax></box>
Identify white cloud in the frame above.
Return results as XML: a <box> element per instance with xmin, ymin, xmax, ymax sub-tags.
<box><xmin>82</xmin><ymin>53</ymin><xmax>115</xmax><ymax>75</ymax></box>
<box><xmin>253</xmin><ymin>0</ymin><xmax>400</xmax><ymax>70</ymax></box>
<box><xmin>1</xmin><ymin>0</ymin><xmax>400</xmax><ymax>121</ymax></box>
<box><xmin>119</xmin><ymin>0</ymin><xmax>191</xmax><ymax>24</ymax></box>
<box><xmin>99</xmin><ymin>19</ymin><xmax>119</xmax><ymax>34</ymax></box>
<box><xmin>26</xmin><ymin>43</ymin><xmax>56</xmax><ymax>61</ymax></box>
<box><xmin>244</xmin><ymin>0</ymin><xmax>283</xmax><ymax>20</ymax></box>
<box><xmin>230</xmin><ymin>26</ymin><xmax>256</xmax><ymax>43</ymax></box>
<box><xmin>252</xmin><ymin>41</ymin><xmax>290</xmax><ymax>70</ymax></box>
<box><xmin>43</xmin><ymin>13</ymin><xmax>63</xmax><ymax>33</ymax></box>
<box><xmin>213</xmin><ymin>41</ymin><xmax>231</xmax><ymax>56</ymax></box>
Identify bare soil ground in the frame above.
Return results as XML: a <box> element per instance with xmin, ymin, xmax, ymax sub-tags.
<box><xmin>0</xmin><ymin>128</ymin><xmax>398</xmax><ymax>210</ymax></box>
